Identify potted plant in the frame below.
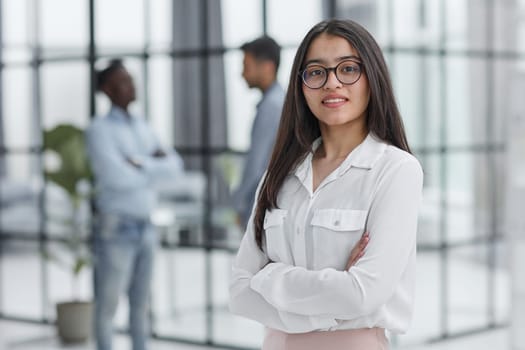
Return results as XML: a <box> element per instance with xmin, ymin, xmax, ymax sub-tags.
<box><xmin>43</xmin><ymin>124</ymin><xmax>93</xmax><ymax>343</ymax></box>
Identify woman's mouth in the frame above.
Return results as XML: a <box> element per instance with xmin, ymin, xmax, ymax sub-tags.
<box><xmin>322</xmin><ymin>97</ymin><xmax>348</xmax><ymax>107</ymax></box>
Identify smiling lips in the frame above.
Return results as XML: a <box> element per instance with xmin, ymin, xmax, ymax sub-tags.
<box><xmin>322</xmin><ymin>95</ymin><xmax>348</xmax><ymax>108</ymax></box>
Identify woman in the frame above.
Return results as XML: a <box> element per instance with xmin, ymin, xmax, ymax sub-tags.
<box><xmin>229</xmin><ymin>19</ymin><xmax>423</xmax><ymax>350</ymax></box>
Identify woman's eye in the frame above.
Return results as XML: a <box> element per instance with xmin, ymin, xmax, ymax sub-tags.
<box><xmin>308</xmin><ymin>68</ymin><xmax>324</xmax><ymax>77</ymax></box>
<box><xmin>341</xmin><ymin>64</ymin><xmax>359</xmax><ymax>73</ymax></box>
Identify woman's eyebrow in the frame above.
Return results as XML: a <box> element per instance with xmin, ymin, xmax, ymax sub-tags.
<box><xmin>304</xmin><ymin>55</ymin><xmax>361</xmax><ymax>66</ymax></box>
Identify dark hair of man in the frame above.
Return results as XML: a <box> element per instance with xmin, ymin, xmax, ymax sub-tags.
<box><xmin>96</xmin><ymin>59</ymin><xmax>124</xmax><ymax>91</ymax></box>
<box><xmin>240</xmin><ymin>36</ymin><xmax>281</xmax><ymax>72</ymax></box>
<box><xmin>253</xmin><ymin>19</ymin><xmax>412</xmax><ymax>249</ymax></box>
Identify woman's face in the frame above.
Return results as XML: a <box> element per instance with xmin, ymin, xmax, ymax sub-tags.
<box><xmin>302</xmin><ymin>33</ymin><xmax>370</xmax><ymax>132</ymax></box>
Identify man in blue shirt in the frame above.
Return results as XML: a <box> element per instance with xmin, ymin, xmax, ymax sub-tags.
<box><xmin>86</xmin><ymin>59</ymin><xmax>184</xmax><ymax>350</ymax></box>
<box><xmin>232</xmin><ymin>36</ymin><xmax>285</xmax><ymax>230</ymax></box>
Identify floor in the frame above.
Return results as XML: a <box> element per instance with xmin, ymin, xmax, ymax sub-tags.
<box><xmin>0</xmin><ymin>319</ymin><xmax>210</xmax><ymax>350</ymax></box>
<box><xmin>0</xmin><ymin>319</ymin><xmax>510</xmax><ymax>350</ymax></box>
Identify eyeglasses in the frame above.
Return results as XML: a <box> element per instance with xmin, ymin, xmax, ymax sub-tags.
<box><xmin>300</xmin><ymin>59</ymin><xmax>363</xmax><ymax>89</ymax></box>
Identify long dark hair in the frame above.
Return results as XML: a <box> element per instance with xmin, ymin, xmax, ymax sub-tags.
<box><xmin>253</xmin><ymin>19</ymin><xmax>411</xmax><ymax>249</ymax></box>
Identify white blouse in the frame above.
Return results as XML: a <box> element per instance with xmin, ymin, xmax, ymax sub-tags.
<box><xmin>229</xmin><ymin>133</ymin><xmax>423</xmax><ymax>334</ymax></box>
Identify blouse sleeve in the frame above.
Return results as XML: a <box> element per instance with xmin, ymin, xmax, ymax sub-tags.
<box><xmin>229</xmin><ymin>198</ymin><xmax>339</xmax><ymax>333</ymax></box>
<box><xmin>249</xmin><ymin>159</ymin><xmax>423</xmax><ymax>319</ymax></box>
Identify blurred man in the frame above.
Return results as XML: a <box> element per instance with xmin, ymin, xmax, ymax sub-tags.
<box><xmin>86</xmin><ymin>59</ymin><xmax>184</xmax><ymax>350</ymax></box>
<box><xmin>232</xmin><ymin>36</ymin><xmax>285</xmax><ymax>230</ymax></box>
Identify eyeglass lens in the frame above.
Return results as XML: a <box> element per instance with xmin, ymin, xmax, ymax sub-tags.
<box><xmin>302</xmin><ymin>60</ymin><xmax>362</xmax><ymax>89</ymax></box>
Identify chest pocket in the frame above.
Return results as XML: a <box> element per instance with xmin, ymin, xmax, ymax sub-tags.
<box><xmin>311</xmin><ymin>209</ymin><xmax>367</xmax><ymax>269</ymax></box>
<box><xmin>263</xmin><ymin>209</ymin><xmax>289</xmax><ymax>263</ymax></box>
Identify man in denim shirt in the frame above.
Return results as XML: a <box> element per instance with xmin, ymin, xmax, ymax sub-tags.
<box><xmin>86</xmin><ymin>59</ymin><xmax>183</xmax><ymax>350</ymax></box>
<box><xmin>232</xmin><ymin>36</ymin><xmax>285</xmax><ymax>230</ymax></box>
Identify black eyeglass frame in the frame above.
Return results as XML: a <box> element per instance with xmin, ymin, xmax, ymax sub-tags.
<box><xmin>299</xmin><ymin>59</ymin><xmax>364</xmax><ymax>89</ymax></box>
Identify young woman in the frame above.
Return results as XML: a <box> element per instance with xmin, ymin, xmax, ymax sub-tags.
<box><xmin>229</xmin><ymin>19</ymin><xmax>423</xmax><ymax>350</ymax></box>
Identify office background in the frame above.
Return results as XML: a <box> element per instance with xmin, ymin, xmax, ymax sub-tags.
<box><xmin>0</xmin><ymin>0</ymin><xmax>522</xmax><ymax>349</ymax></box>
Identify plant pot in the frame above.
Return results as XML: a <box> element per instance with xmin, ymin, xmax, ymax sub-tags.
<box><xmin>56</xmin><ymin>300</ymin><xmax>93</xmax><ymax>343</ymax></box>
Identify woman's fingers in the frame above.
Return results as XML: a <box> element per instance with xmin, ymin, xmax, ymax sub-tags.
<box><xmin>346</xmin><ymin>231</ymin><xmax>369</xmax><ymax>270</ymax></box>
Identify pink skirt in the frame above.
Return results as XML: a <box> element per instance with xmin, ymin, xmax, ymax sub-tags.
<box><xmin>262</xmin><ymin>327</ymin><xmax>389</xmax><ymax>350</ymax></box>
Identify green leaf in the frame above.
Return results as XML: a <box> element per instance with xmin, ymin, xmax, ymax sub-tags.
<box><xmin>73</xmin><ymin>258</ymin><xmax>89</xmax><ymax>276</ymax></box>
<box><xmin>43</xmin><ymin>124</ymin><xmax>93</xmax><ymax>199</ymax></box>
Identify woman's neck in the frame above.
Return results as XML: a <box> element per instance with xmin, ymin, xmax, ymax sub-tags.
<box><xmin>317</xmin><ymin>125</ymin><xmax>368</xmax><ymax>161</ymax></box>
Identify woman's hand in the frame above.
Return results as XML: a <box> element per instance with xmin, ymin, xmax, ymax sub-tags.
<box><xmin>345</xmin><ymin>231</ymin><xmax>369</xmax><ymax>270</ymax></box>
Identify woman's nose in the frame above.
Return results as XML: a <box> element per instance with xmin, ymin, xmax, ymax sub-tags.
<box><xmin>323</xmin><ymin>69</ymin><xmax>342</xmax><ymax>89</ymax></box>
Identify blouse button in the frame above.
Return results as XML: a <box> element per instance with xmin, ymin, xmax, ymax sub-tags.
<box><xmin>334</xmin><ymin>220</ymin><xmax>340</xmax><ymax>226</ymax></box>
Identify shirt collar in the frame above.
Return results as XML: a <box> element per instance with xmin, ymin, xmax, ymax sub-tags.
<box><xmin>264</xmin><ymin>82</ymin><xmax>281</xmax><ymax>95</ymax></box>
<box><xmin>294</xmin><ymin>132</ymin><xmax>387</xmax><ymax>182</ymax></box>
<box><xmin>338</xmin><ymin>132</ymin><xmax>387</xmax><ymax>174</ymax></box>
<box><xmin>108</xmin><ymin>105</ymin><xmax>133</xmax><ymax>122</ymax></box>
<box><xmin>293</xmin><ymin>137</ymin><xmax>322</xmax><ymax>184</ymax></box>
<box><xmin>257</xmin><ymin>82</ymin><xmax>281</xmax><ymax>106</ymax></box>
